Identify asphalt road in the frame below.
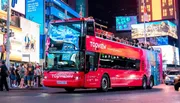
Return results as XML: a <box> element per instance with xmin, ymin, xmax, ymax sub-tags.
<box><xmin>0</xmin><ymin>84</ymin><xmax>179</xmax><ymax>103</ymax></box>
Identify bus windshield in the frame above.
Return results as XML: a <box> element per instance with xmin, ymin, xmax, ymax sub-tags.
<box><xmin>46</xmin><ymin>52</ymin><xmax>81</xmax><ymax>71</ymax></box>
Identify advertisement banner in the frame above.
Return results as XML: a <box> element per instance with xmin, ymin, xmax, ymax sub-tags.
<box><xmin>86</xmin><ymin>36</ymin><xmax>141</xmax><ymax>59</ymax></box>
<box><xmin>131</xmin><ymin>21</ymin><xmax>178</xmax><ymax>39</ymax></box>
<box><xmin>76</xmin><ymin>0</ymin><xmax>86</xmax><ymax>17</ymax></box>
<box><xmin>0</xmin><ymin>0</ymin><xmax>25</xmax><ymax>14</ymax></box>
<box><xmin>116</xmin><ymin>16</ymin><xmax>137</xmax><ymax>31</ymax></box>
<box><xmin>20</xmin><ymin>17</ymin><xmax>40</xmax><ymax>63</ymax></box>
<box><xmin>25</xmin><ymin>0</ymin><xmax>44</xmax><ymax>34</ymax></box>
<box><xmin>0</xmin><ymin>33</ymin><xmax>3</xmax><ymax>58</ymax></box>
<box><xmin>3</xmin><ymin>26</ymin><xmax>23</xmax><ymax>61</ymax></box>
<box><xmin>153</xmin><ymin>45</ymin><xmax>179</xmax><ymax>65</ymax></box>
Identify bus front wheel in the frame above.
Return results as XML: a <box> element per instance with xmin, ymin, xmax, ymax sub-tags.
<box><xmin>98</xmin><ymin>74</ymin><xmax>110</xmax><ymax>92</ymax></box>
<box><xmin>65</xmin><ymin>88</ymin><xmax>75</xmax><ymax>93</ymax></box>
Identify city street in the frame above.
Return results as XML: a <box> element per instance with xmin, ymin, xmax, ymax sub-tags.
<box><xmin>0</xmin><ymin>84</ymin><xmax>179</xmax><ymax>103</ymax></box>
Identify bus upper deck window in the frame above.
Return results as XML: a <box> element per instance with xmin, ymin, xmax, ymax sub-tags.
<box><xmin>87</xmin><ymin>22</ymin><xmax>95</xmax><ymax>36</ymax></box>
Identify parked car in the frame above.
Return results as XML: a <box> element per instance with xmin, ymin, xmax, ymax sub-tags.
<box><xmin>174</xmin><ymin>75</ymin><xmax>180</xmax><ymax>91</ymax></box>
<box><xmin>165</xmin><ymin>70</ymin><xmax>180</xmax><ymax>85</ymax></box>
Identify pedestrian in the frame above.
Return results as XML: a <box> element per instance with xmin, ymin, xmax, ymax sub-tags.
<box><xmin>0</xmin><ymin>60</ymin><xmax>9</xmax><ymax>91</ymax></box>
<box><xmin>10</xmin><ymin>64</ymin><xmax>17</xmax><ymax>88</ymax></box>
<box><xmin>19</xmin><ymin>64</ymin><xmax>25</xmax><ymax>88</ymax></box>
<box><xmin>15</xmin><ymin>65</ymin><xmax>21</xmax><ymax>87</ymax></box>
<box><xmin>34</xmin><ymin>64</ymin><xmax>42</xmax><ymax>87</ymax></box>
<box><xmin>27</xmin><ymin>63</ymin><xmax>35</xmax><ymax>88</ymax></box>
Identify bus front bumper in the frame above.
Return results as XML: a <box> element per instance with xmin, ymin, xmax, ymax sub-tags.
<box><xmin>43</xmin><ymin>79</ymin><xmax>84</xmax><ymax>88</ymax></box>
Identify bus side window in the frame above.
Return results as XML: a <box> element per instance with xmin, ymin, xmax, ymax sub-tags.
<box><xmin>86</xmin><ymin>22</ymin><xmax>95</xmax><ymax>36</ymax></box>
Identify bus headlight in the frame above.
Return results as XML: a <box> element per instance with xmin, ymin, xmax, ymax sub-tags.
<box><xmin>44</xmin><ymin>76</ymin><xmax>48</xmax><ymax>79</ymax></box>
<box><xmin>174</xmin><ymin>76</ymin><xmax>179</xmax><ymax>80</ymax></box>
<box><xmin>75</xmin><ymin>76</ymin><xmax>80</xmax><ymax>80</ymax></box>
<box><xmin>165</xmin><ymin>76</ymin><xmax>170</xmax><ymax>81</ymax></box>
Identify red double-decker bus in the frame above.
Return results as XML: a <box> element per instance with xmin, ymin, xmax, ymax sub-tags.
<box><xmin>43</xmin><ymin>17</ymin><xmax>163</xmax><ymax>92</ymax></box>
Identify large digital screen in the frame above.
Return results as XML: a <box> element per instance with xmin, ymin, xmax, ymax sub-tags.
<box><xmin>116</xmin><ymin>16</ymin><xmax>137</xmax><ymax>31</ymax></box>
<box><xmin>153</xmin><ymin>45</ymin><xmax>179</xmax><ymax>65</ymax></box>
<box><xmin>0</xmin><ymin>0</ymin><xmax>25</xmax><ymax>14</ymax></box>
<box><xmin>25</xmin><ymin>0</ymin><xmax>44</xmax><ymax>34</ymax></box>
<box><xmin>50</xmin><ymin>7</ymin><xmax>70</xmax><ymax>19</ymax></box>
<box><xmin>131</xmin><ymin>20</ymin><xmax>177</xmax><ymax>39</ymax></box>
<box><xmin>50</xmin><ymin>0</ymin><xmax>80</xmax><ymax>18</ymax></box>
<box><xmin>76</xmin><ymin>0</ymin><xmax>86</xmax><ymax>17</ymax></box>
<box><xmin>137</xmin><ymin>36</ymin><xmax>168</xmax><ymax>46</ymax></box>
<box><xmin>138</xmin><ymin>0</ymin><xmax>175</xmax><ymax>22</ymax></box>
<box><xmin>47</xmin><ymin>22</ymin><xmax>81</xmax><ymax>50</ymax></box>
<box><xmin>20</xmin><ymin>17</ymin><xmax>40</xmax><ymax>63</ymax></box>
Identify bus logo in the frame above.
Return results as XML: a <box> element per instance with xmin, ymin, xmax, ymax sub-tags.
<box><xmin>90</xmin><ymin>41</ymin><xmax>107</xmax><ymax>50</ymax></box>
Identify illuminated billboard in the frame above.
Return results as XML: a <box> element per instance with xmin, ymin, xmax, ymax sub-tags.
<box><xmin>138</xmin><ymin>0</ymin><xmax>176</xmax><ymax>22</ymax></box>
<box><xmin>25</xmin><ymin>0</ymin><xmax>44</xmax><ymax>34</ymax></box>
<box><xmin>137</xmin><ymin>36</ymin><xmax>168</xmax><ymax>46</ymax></box>
<box><xmin>116</xmin><ymin>16</ymin><xmax>137</xmax><ymax>31</ymax></box>
<box><xmin>20</xmin><ymin>17</ymin><xmax>40</xmax><ymax>63</ymax></box>
<box><xmin>131</xmin><ymin>20</ymin><xmax>177</xmax><ymax>39</ymax></box>
<box><xmin>0</xmin><ymin>0</ymin><xmax>25</xmax><ymax>14</ymax></box>
<box><xmin>3</xmin><ymin>26</ymin><xmax>23</xmax><ymax>61</ymax></box>
<box><xmin>153</xmin><ymin>45</ymin><xmax>179</xmax><ymax>65</ymax></box>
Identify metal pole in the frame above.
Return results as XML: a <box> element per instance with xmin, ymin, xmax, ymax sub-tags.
<box><xmin>6</xmin><ymin>0</ymin><xmax>11</xmax><ymax>70</ymax></box>
<box><xmin>174</xmin><ymin>44</ymin><xmax>177</xmax><ymax>69</ymax></box>
<box><xmin>6</xmin><ymin>0</ymin><xmax>11</xmax><ymax>89</ymax></box>
<box><xmin>143</xmin><ymin>0</ymin><xmax>147</xmax><ymax>44</ymax></box>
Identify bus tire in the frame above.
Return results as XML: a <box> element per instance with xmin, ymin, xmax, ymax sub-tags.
<box><xmin>142</xmin><ymin>76</ymin><xmax>147</xmax><ymax>89</ymax></box>
<box><xmin>98</xmin><ymin>74</ymin><xmax>109</xmax><ymax>92</ymax></box>
<box><xmin>64</xmin><ymin>88</ymin><xmax>75</xmax><ymax>93</ymax></box>
<box><xmin>148</xmin><ymin>76</ymin><xmax>154</xmax><ymax>89</ymax></box>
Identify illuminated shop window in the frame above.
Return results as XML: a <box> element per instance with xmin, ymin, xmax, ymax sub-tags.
<box><xmin>169</xmin><ymin>8</ymin><xmax>174</xmax><ymax>16</ymax></box>
<box><xmin>147</xmin><ymin>5</ymin><xmax>150</xmax><ymax>12</ymax></box>
<box><xmin>163</xmin><ymin>9</ymin><xmax>167</xmax><ymax>16</ymax></box>
<box><xmin>141</xmin><ymin>15</ymin><xmax>144</xmax><ymax>21</ymax></box>
<box><xmin>168</xmin><ymin>0</ymin><xmax>173</xmax><ymax>6</ymax></box>
<box><xmin>148</xmin><ymin>15</ymin><xmax>151</xmax><ymax>21</ymax></box>
<box><xmin>146</xmin><ymin>0</ymin><xmax>149</xmax><ymax>2</ymax></box>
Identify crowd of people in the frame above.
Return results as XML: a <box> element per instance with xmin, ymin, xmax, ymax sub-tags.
<box><xmin>0</xmin><ymin>61</ymin><xmax>43</xmax><ymax>91</ymax></box>
<box><xmin>96</xmin><ymin>33</ymin><xmax>154</xmax><ymax>50</ymax></box>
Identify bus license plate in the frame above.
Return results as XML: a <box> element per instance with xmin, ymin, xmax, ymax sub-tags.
<box><xmin>57</xmin><ymin>81</ymin><xmax>67</xmax><ymax>84</ymax></box>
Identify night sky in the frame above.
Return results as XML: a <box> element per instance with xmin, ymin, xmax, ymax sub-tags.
<box><xmin>88</xmin><ymin>0</ymin><xmax>137</xmax><ymax>28</ymax></box>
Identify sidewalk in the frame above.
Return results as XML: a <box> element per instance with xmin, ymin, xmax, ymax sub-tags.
<box><xmin>9</xmin><ymin>86</ymin><xmax>48</xmax><ymax>90</ymax></box>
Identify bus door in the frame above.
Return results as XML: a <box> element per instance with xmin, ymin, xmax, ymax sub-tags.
<box><xmin>84</xmin><ymin>52</ymin><xmax>99</xmax><ymax>88</ymax></box>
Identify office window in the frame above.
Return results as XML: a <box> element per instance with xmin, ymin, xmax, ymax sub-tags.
<box><xmin>141</xmin><ymin>6</ymin><xmax>144</xmax><ymax>12</ymax></box>
<box><xmin>168</xmin><ymin>0</ymin><xmax>173</xmax><ymax>6</ymax></box>
<box><xmin>169</xmin><ymin>8</ymin><xmax>174</xmax><ymax>16</ymax></box>
<box><xmin>163</xmin><ymin>9</ymin><xmax>167</xmax><ymax>16</ymax></box>
<box><xmin>162</xmin><ymin>0</ymin><xmax>167</xmax><ymax>6</ymax></box>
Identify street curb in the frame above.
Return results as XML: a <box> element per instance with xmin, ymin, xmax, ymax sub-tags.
<box><xmin>9</xmin><ymin>87</ymin><xmax>47</xmax><ymax>90</ymax></box>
